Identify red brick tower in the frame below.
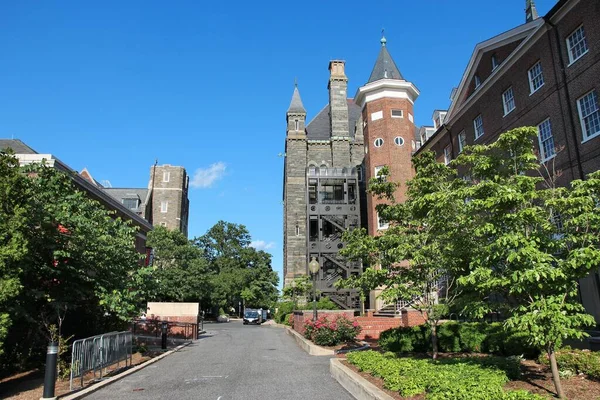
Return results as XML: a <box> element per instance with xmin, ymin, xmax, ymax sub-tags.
<box><xmin>355</xmin><ymin>35</ymin><xmax>420</xmax><ymax>236</ymax></box>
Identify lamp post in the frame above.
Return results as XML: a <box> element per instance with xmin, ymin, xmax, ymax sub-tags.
<box><xmin>308</xmin><ymin>257</ymin><xmax>320</xmax><ymax>320</ymax></box>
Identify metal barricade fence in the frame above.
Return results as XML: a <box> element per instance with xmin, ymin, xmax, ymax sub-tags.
<box><xmin>69</xmin><ymin>331</ymin><xmax>132</xmax><ymax>391</ymax></box>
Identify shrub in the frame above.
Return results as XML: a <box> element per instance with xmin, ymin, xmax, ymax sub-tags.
<box><xmin>347</xmin><ymin>350</ymin><xmax>544</xmax><ymax>400</ymax></box>
<box><xmin>315</xmin><ymin>297</ymin><xmax>340</xmax><ymax>310</ymax></box>
<box><xmin>303</xmin><ymin>315</ymin><xmax>361</xmax><ymax>346</ymax></box>
<box><xmin>538</xmin><ymin>348</ymin><xmax>600</xmax><ymax>379</ymax></box>
<box><xmin>379</xmin><ymin>322</ymin><xmax>538</xmax><ymax>357</ymax></box>
<box><xmin>274</xmin><ymin>301</ymin><xmax>295</xmax><ymax>323</ymax></box>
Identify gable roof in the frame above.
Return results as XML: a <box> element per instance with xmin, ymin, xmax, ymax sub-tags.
<box><xmin>0</xmin><ymin>139</ymin><xmax>38</xmax><ymax>154</ymax></box>
<box><xmin>368</xmin><ymin>45</ymin><xmax>404</xmax><ymax>83</ymax></box>
<box><xmin>445</xmin><ymin>18</ymin><xmax>544</xmax><ymax>121</ymax></box>
<box><xmin>306</xmin><ymin>99</ymin><xmax>361</xmax><ymax>140</ymax></box>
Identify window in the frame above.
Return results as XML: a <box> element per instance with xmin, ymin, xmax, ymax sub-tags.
<box><xmin>122</xmin><ymin>198</ymin><xmax>139</xmax><ymax>210</ymax></box>
<box><xmin>320</xmin><ymin>179</ymin><xmax>344</xmax><ymax>204</ymax></box>
<box><xmin>160</xmin><ymin>222</ymin><xmax>167</xmax><ymax>227</ymax></box>
<box><xmin>394</xmin><ymin>136</ymin><xmax>404</xmax><ymax>146</ymax></box>
<box><xmin>391</xmin><ymin>109</ymin><xmax>404</xmax><ymax>118</ymax></box>
<box><xmin>374</xmin><ymin>165</ymin><xmax>384</xmax><ymax>179</ymax></box>
<box><xmin>458</xmin><ymin>131</ymin><xmax>466</xmax><ymax>154</ymax></box>
<box><xmin>408</xmin><ymin>113</ymin><xmax>414</xmax><ymax>122</ymax></box>
<box><xmin>502</xmin><ymin>87</ymin><xmax>515</xmax><ymax>116</ymax></box>
<box><xmin>374</xmin><ymin>138</ymin><xmax>384</xmax><ymax>147</ymax></box>
<box><xmin>577</xmin><ymin>90</ymin><xmax>600</xmax><ymax>141</ymax></box>
<box><xmin>491</xmin><ymin>54</ymin><xmax>499</xmax><ymax>70</ymax></box>
<box><xmin>528</xmin><ymin>61</ymin><xmax>544</xmax><ymax>94</ymax></box>
<box><xmin>295</xmin><ymin>224</ymin><xmax>300</xmax><ymax>236</ymax></box>
<box><xmin>357</xmin><ymin>166</ymin><xmax>363</xmax><ymax>181</ymax></box>
<box><xmin>160</xmin><ymin>201</ymin><xmax>168</xmax><ymax>213</ymax></box>
<box><xmin>163</xmin><ymin>171</ymin><xmax>170</xmax><ymax>182</ymax></box>
<box><xmin>377</xmin><ymin>213</ymin><xmax>389</xmax><ymax>230</ymax></box>
<box><xmin>444</xmin><ymin>145</ymin><xmax>452</xmax><ymax>165</ymax></box>
<box><xmin>294</xmin><ymin>119</ymin><xmax>299</xmax><ymax>131</ymax></box>
<box><xmin>371</xmin><ymin>111</ymin><xmax>383</xmax><ymax>121</ymax></box>
<box><xmin>474</xmin><ymin>75</ymin><xmax>481</xmax><ymax>88</ymax></box>
<box><xmin>474</xmin><ymin>115</ymin><xmax>484</xmax><ymax>139</ymax></box>
<box><xmin>537</xmin><ymin>119</ymin><xmax>555</xmax><ymax>161</ymax></box>
<box><xmin>567</xmin><ymin>25</ymin><xmax>588</xmax><ymax>65</ymax></box>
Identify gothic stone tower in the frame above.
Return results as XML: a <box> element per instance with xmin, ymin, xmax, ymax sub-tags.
<box><xmin>355</xmin><ymin>36</ymin><xmax>420</xmax><ymax>236</ymax></box>
<box><xmin>149</xmin><ymin>164</ymin><xmax>190</xmax><ymax>237</ymax></box>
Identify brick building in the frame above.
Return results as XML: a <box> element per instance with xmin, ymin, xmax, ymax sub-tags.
<box><xmin>282</xmin><ymin>37</ymin><xmax>421</xmax><ymax>310</ymax></box>
<box><xmin>415</xmin><ymin>0</ymin><xmax>600</xmax><ymax>320</ymax></box>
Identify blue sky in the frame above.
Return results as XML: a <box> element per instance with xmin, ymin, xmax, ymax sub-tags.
<box><xmin>0</xmin><ymin>0</ymin><xmax>556</xmax><ymax>287</ymax></box>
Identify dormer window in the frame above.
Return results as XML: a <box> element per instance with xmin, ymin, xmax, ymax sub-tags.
<box><xmin>122</xmin><ymin>198</ymin><xmax>139</xmax><ymax>210</ymax></box>
<box><xmin>491</xmin><ymin>54</ymin><xmax>499</xmax><ymax>70</ymax></box>
<box><xmin>474</xmin><ymin>75</ymin><xmax>481</xmax><ymax>88</ymax></box>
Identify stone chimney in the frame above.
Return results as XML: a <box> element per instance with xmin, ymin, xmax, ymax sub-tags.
<box><xmin>328</xmin><ymin>60</ymin><xmax>349</xmax><ymax>138</ymax></box>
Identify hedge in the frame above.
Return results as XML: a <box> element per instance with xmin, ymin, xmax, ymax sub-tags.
<box><xmin>347</xmin><ymin>350</ymin><xmax>544</xmax><ymax>400</ymax></box>
<box><xmin>379</xmin><ymin>322</ymin><xmax>538</xmax><ymax>358</ymax></box>
<box><xmin>539</xmin><ymin>348</ymin><xmax>600</xmax><ymax>379</ymax></box>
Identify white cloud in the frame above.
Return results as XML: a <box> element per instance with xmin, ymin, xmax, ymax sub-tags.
<box><xmin>190</xmin><ymin>162</ymin><xmax>227</xmax><ymax>188</ymax></box>
<box><xmin>250</xmin><ymin>240</ymin><xmax>275</xmax><ymax>251</ymax></box>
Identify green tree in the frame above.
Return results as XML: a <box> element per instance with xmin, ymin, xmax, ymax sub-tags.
<box><xmin>282</xmin><ymin>275</ymin><xmax>312</xmax><ymax>308</ymax></box>
<box><xmin>147</xmin><ymin>226</ymin><xmax>211</xmax><ymax>304</ymax></box>
<box><xmin>454</xmin><ymin>127</ymin><xmax>599</xmax><ymax>398</ymax></box>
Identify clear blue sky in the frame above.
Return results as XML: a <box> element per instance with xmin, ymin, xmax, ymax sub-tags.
<box><xmin>0</xmin><ymin>0</ymin><xmax>556</xmax><ymax>287</ymax></box>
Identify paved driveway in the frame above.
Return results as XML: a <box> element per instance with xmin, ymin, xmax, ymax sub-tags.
<box><xmin>85</xmin><ymin>321</ymin><xmax>352</xmax><ymax>400</ymax></box>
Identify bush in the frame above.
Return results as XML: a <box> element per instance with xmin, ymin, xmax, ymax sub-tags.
<box><xmin>379</xmin><ymin>322</ymin><xmax>538</xmax><ymax>357</ymax></box>
<box><xmin>315</xmin><ymin>297</ymin><xmax>339</xmax><ymax>310</ymax></box>
<box><xmin>274</xmin><ymin>301</ymin><xmax>295</xmax><ymax>323</ymax></box>
<box><xmin>303</xmin><ymin>315</ymin><xmax>361</xmax><ymax>346</ymax></box>
<box><xmin>347</xmin><ymin>350</ymin><xmax>544</xmax><ymax>400</ymax></box>
<box><xmin>538</xmin><ymin>348</ymin><xmax>600</xmax><ymax>379</ymax></box>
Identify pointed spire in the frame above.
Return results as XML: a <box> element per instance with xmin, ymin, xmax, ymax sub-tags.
<box><xmin>287</xmin><ymin>82</ymin><xmax>306</xmax><ymax>114</ymax></box>
<box><xmin>525</xmin><ymin>0</ymin><xmax>538</xmax><ymax>23</ymax></box>
<box><xmin>367</xmin><ymin>34</ymin><xmax>404</xmax><ymax>83</ymax></box>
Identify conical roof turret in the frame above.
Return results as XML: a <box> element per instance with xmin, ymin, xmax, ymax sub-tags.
<box><xmin>287</xmin><ymin>84</ymin><xmax>306</xmax><ymax>114</ymax></box>
<box><xmin>367</xmin><ymin>34</ymin><xmax>404</xmax><ymax>83</ymax></box>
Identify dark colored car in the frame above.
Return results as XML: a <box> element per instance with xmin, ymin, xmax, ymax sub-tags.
<box><xmin>243</xmin><ymin>309</ymin><xmax>261</xmax><ymax>325</ymax></box>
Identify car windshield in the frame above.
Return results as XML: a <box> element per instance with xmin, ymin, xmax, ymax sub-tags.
<box><xmin>244</xmin><ymin>311</ymin><xmax>258</xmax><ymax>318</ymax></box>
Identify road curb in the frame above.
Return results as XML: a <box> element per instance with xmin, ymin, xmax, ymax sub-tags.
<box><xmin>59</xmin><ymin>342</ymin><xmax>192</xmax><ymax>399</ymax></box>
<box><xmin>330</xmin><ymin>358</ymin><xmax>394</xmax><ymax>400</ymax></box>
<box><xmin>285</xmin><ymin>327</ymin><xmax>334</xmax><ymax>356</ymax></box>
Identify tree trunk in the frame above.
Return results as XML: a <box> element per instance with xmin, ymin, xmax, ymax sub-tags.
<box><xmin>431</xmin><ymin>323</ymin><xmax>438</xmax><ymax>360</ymax></box>
<box><xmin>548</xmin><ymin>346</ymin><xmax>565</xmax><ymax>399</ymax></box>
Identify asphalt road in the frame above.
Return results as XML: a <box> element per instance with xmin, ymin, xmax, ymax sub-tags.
<box><xmin>85</xmin><ymin>321</ymin><xmax>353</xmax><ymax>400</ymax></box>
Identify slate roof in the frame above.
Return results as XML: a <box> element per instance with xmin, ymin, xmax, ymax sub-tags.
<box><xmin>367</xmin><ymin>45</ymin><xmax>404</xmax><ymax>83</ymax></box>
<box><xmin>287</xmin><ymin>86</ymin><xmax>306</xmax><ymax>113</ymax></box>
<box><xmin>306</xmin><ymin>99</ymin><xmax>362</xmax><ymax>140</ymax></box>
<box><xmin>0</xmin><ymin>139</ymin><xmax>38</xmax><ymax>154</ymax></box>
<box><xmin>102</xmin><ymin>188</ymin><xmax>149</xmax><ymax>214</ymax></box>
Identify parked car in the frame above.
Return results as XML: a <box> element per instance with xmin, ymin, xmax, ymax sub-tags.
<box><xmin>243</xmin><ymin>309</ymin><xmax>262</xmax><ymax>325</ymax></box>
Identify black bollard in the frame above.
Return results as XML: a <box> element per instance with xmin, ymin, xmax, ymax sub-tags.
<box><xmin>42</xmin><ymin>342</ymin><xmax>58</xmax><ymax>399</ymax></box>
<box><xmin>161</xmin><ymin>321</ymin><xmax>168</xmax><ymax>350</ymax></box>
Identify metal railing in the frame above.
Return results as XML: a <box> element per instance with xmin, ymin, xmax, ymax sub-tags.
<box><xmin>131</xmin><ymin>320</ymin><xmax>199</xmax><ymax>340</ymax></box>
<box><xmin>69</xmin><ymin>331</ymin><xmax>132</xmax><ymax>391</ymax></box>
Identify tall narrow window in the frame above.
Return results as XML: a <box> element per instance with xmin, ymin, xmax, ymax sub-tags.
<box><xmin>294</xmin><ymin>119</ymin><xmax>299</xmax><ymax>131</ymax></box>
<box><xmin>537</xmin><ymin>118</ymin><xmax>555</xmax><ymax>161</ymax></box>
<box><xmin>567</xmin><ymin>25</ymin><xmax>588</xmax><ymax>65</ymax></box>
<box><xmin>374</xmin><ymin>165</ymin><xmax>384</xmax><ymax>177</ymax></box>
<box><xmin>444</xmin><ymin>145</ymin><xmax>451</xmax><ymax>165</ymax></box>
<box><xmin>163</xmin><ymin>171</ymin><xmax>170</xmax><ymax>182</ymax></box>
<box><xmin>474</xmin><ymin>115</ymin><xmax>484</xmax><ymax>139</ymax></box>
<box><xmin>491</xmin><ymin>54</ymin><xmax>499</xmax><ymax>70</ymax></box>
<box><xmin>502</xmin><ymin>87</ymin><xmax>515</xmax><ymax>116</ymax></box>
<box><xmin>577</xmin><ymin>90</ymin><xmax>600</xmax><ymax>141</ymax></box>
<box><xmin>474</xmin><ymin>75</ymin><xmax>481</xmax><ymax>88</ymax></box>
<box><xmin>528</xmin><ymin>61</ymin><xmax>544</xmax><ymax>94</ymax></box>
<box><xmin>295</xmin><ymin>224</ymin><xmax>300</xmax><ymax>236</ymax></box>
<box><xmin>160</xmin><ymin>201</ymin><xmax>168</xmax><ymax>213</ymax></box>
<box><xmin>377</xmin><ymin>213</ymin><xmax>389</xmax><ymax>230</ymax></box>
<box><xmin>458</xmin><ymin>131</ymin><xmax>466</xmax><ymax>154</ymax></box>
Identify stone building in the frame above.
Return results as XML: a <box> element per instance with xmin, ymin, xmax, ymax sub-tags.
<box><xmin>415</xmin><ymin>0</ymin><xmax>600</xmax><ymax>320</ymax></box>
<box><xmin>283</xmin><ymin>38</ymin><xmax>421</xmax><ymax>310</ymax></box>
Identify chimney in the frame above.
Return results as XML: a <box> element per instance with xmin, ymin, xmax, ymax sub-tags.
<box><xmin>328</xmin><ymin>60</ymin><xmax>349</xmax><ymax>138</ymax></box>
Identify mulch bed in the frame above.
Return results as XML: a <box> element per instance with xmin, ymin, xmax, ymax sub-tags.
<box><xmin>0</xmin><ymin>350</ymin><xmax>165</xmax><ymax>400</ymax></box>
<box><xmin>341</xmin><ymin>354</ymin><xmax>600</xmax><ymax>400</ymax></box>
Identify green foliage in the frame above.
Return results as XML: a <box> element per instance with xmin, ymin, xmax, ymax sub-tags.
<box><xmin>281</xmin><ymin>275</ymin><xmax>312</xmax><ymax>303</ymax></box>
<box><xmin>316</xmin><ymin>296</ymin><xmax>340</xmax><ymax>310</ymax></box>
<box><xmin>538</xmin><ymin>348</ymin><xmax>600</xmax><ymax>379</ymax></box>
<box><xmin>346</xmin><ymin>350</ymin><xmax>544</xmax><ymax>400</ymax></box>
<box><xmin>378</xmin><ymin>322</ymin><xmax>538</xmax><ymax>357</ymax></box>
<box><xmin>274</xmin><ymin>301</ymin><xmax>294</xmax><ymax>323</ymax></box>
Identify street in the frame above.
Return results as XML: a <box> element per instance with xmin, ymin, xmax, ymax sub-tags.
<box><xmin>85</xmin><ymin>321</ymin><xmax>353</xmax><ymax>400</ymax></box>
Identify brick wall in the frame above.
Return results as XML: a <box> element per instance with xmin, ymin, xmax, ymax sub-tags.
<box><xmin>292</xmin><ymin>309</ymin><xmax>425</xmax><ymax>341</ymax></box>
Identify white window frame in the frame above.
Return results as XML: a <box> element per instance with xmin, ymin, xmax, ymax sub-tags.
<box><xmin>391</xmin><ymin>109</ymin><xmax>404</xmax><ymax>118</ymax></box>
<box><xmin>491</xmin><ymin>54</ymin><xmax>499</xmax><ymax>70</ymax></box>
<box><xmin>444</xmin><ymin>145</ymin><xmax>452</xmax><ymax>165</ymax></box>
<box><xmin>374</xmin><ymin>138</ymin><xmax>384</xmax><ymax>147</ymax></box>
<box><xmin>474</xmin><ymin>115</ymin><xmax>484</xmax><ymax>140</ymax></box>
<box><xmin>566</xmin><ymin>25</ymin><xmax>588</xmax><ymax>65</ymax></box>
<box><xmin>474</xmin><ymin>75</ymin><xmax>481</xmax><ymax>88</ymax></box>
<box><xmin>528</xmin><ymin>61</ymin><xmax>544</xmax><ymax>94</ymax></box>
<box><xmin>537</xmin><ymin>118</ymin><xmax>556</xmax><ymax>162</ymax></box>
<box><xmin>377</xmin><ymin>212</ymin><xmax>389</xmax><ymax>230</ymax></box>
<box><xmin>374</xmin><ymin>165</ymin><xmax>384</xmax><ymax>178</ymax></box>
<box><xmin>502</xmin><ymin>87</ymin><xmax>516</xmax><ymax>116</ymax></box>
<box><xmin>394</xmin><ymin>136</ymin><xmax>404</xmax><ymax>146</ymax></box>
<box><xmin>577</xmin><ymin>90</ymin><xmax>600</xmax><ymax>142</ymax></box>
<box><xmin>160</xmin><ymin>201</ymin><xmax>168</xmax><ymax>213</ymax></box>
<box><xmin>458</xmin><ymin>131</ymin><xmax>466</xmax><ymax>154</ymax></box>
<box><xmin>163</xmin><ymin>171</ymin><xmax>170</xmax><ymax>182</ymax></box>
<box><xmin>160</xmin><ymin>222</ymin><xmax>167</xmax><ymax>227</ymax></box>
